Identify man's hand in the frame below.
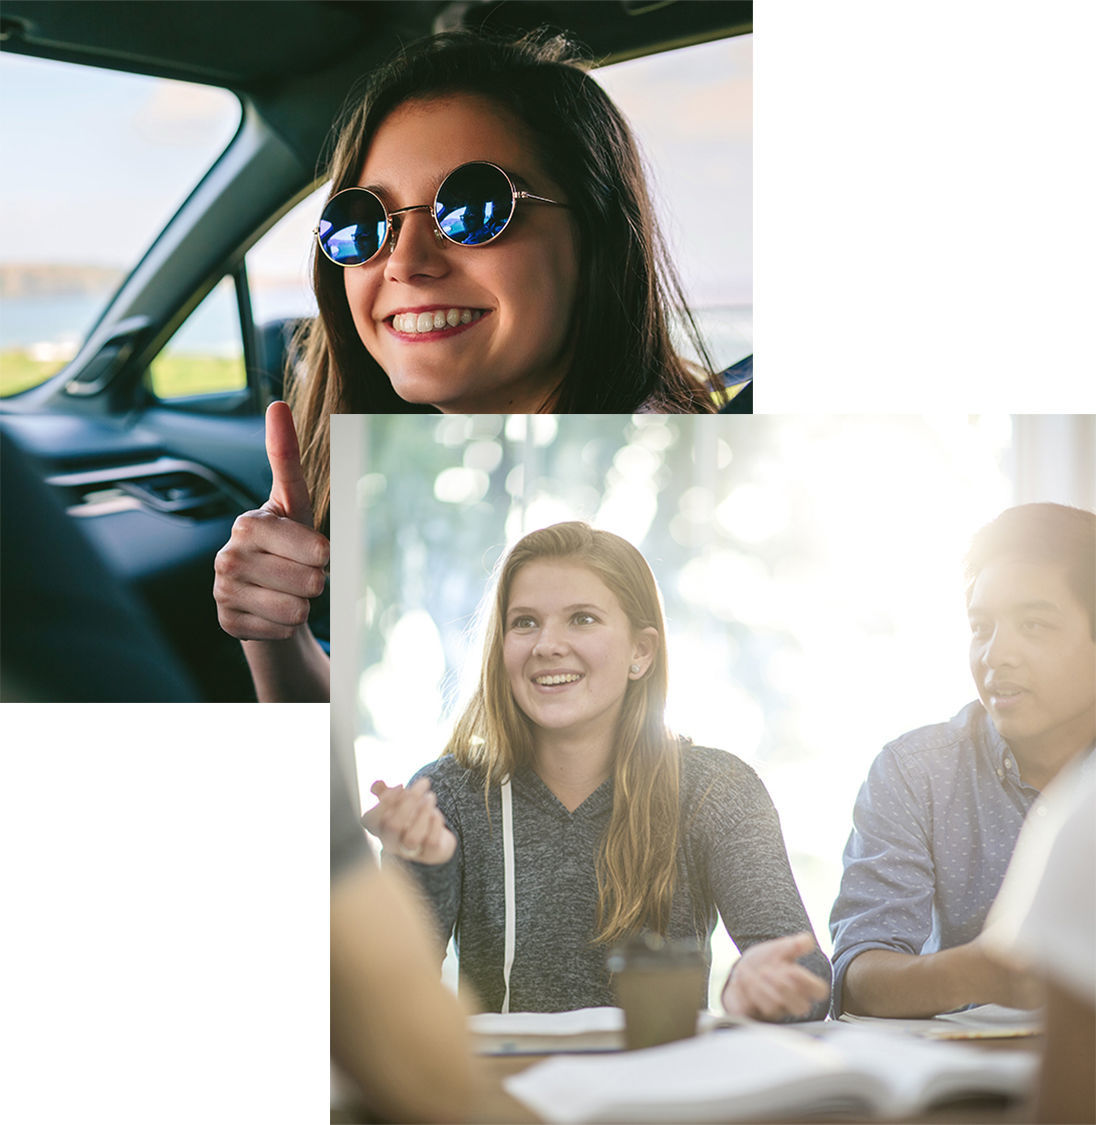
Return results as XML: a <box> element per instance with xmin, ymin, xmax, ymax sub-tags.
<box><xmin>969</xmin><ymin>933</ymin><xmax>1046</xmax><ymax>1010</ymax></box>
<box><xmin>844</xmin><ymin>939</ymin><xmax>1047</xmax><ymax>1017</ymax></box>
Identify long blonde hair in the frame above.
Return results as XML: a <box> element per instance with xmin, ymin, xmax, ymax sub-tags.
<box><xmin>445</xmin><ymin>522</ymin><xmax>683</xmax><ymax>943</ymax></box>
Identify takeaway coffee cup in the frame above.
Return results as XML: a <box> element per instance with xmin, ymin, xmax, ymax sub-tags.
<box><xmin>607</xmin><ymin>934</ymin><xmax>706</xmax><ymax>1050</ymax></box>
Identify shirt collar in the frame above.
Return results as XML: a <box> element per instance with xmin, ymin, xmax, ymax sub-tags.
<box><xmin>975</xmin><ymin>702</ymin><xmax>1093</xmax><ymax>795</ymax></box>
<box><xmin>974</xmin><ymin>702</ymin><xmax>1036</xmax><ymax>792</ymax></box>
<box><xmin>512</xmin><ymin>762</ymin><xmax>615</xmax><ymax>818</ymax></box>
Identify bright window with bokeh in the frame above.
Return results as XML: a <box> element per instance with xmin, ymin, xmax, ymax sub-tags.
<box><xmin>0</xmin><ymin>54</ymin><xmax>240</xmax><ymax>396</ymax></box>
<box><xmin>329</xmin><ymin>414</ymin><xmax>1079</xmax><ymax>1005</ymax></box>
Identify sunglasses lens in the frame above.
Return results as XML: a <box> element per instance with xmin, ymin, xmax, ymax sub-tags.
<box><xmin>318</xmin><ymin>189</ymin><xmax>387</xmax><ymax>265</ymax></box>
<box><xmin>435</xmin><ymin>163</ymin><xmax>514</xmax><ymax>245</ymax></box>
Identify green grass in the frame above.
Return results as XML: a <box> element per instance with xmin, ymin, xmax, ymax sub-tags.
<box><xmin>148</xmin><ymin>352</ymin><xmax>247</xmax><ymax>398</ymax></box>
<box><xmin>0</xmin><ymin>348</ymin><xmax>247</xmax><ymax>399</ymax></box>
<box><xmin>0</xmin><ymin>350</ymin><xmax>62</xmax><ymax>397</ymax></box>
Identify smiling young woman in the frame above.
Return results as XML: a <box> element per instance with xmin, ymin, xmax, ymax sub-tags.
<box><xmin>292</xmin><ymin>29</ymin><xmax>726</xmax><ymax>530</ymax></box>
<box><xmin>338</xmin><ymin>94</ymin><xmax>581</xmax><ymax>416</ymax></box>
<box><xmin>362</xmin><ymin>522</ymin><xmax>831</xmax><ymax>1018</ymax></box>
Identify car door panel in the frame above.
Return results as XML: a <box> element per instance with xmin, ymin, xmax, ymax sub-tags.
<box><xmin>0</xmin><ymin>410</ymin><xmax>263</xmax><ymax>700</ymax></box>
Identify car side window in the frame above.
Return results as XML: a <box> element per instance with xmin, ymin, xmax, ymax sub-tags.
<box><xmin>247</xmin><ymin>185</ymin><xmax>325</xmax><ymax>330</ymax></box>
<box><xmin>0</xmin><ymin>54</ymin><xmax>239</xmax><ymax>398</ymax></box>
<box><xmin>147</xmin><ymin>277</ymin><xmax>247</xmax><ymax>399</ymax></box>
<box><xmin>148</xmin><ymin>185</ymin><xmax>325</xmax><ymax>403</ymax></box>
<box><xmin>594</xmin><ymin>35</ymin><xmax>752</xmax><ymax>369</ymax></box>
<box><xmin>243</xmin><ymin>186</ymin><xmax>326</xmax><ymax>399</ymax></box>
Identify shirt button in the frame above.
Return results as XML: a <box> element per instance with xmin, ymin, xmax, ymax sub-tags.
<box><xmin>997</xmin><ymin>769</ymin><xmax>1004</xmax><ymax>778</ymax></box>
<box><xmin>1004</xmin><ymin>757</ymin><xmax>1012</xmax><ymax>769</ymax></box>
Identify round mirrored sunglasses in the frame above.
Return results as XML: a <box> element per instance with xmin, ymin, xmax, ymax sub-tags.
<box><xmin>314</xmin><ymin>160</ymin><xmax>568</xmax><ymax>267</ymax></box>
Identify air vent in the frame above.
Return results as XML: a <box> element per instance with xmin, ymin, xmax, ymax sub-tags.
<box><xmin>49</xmin><ymin>457</ymin><xmax>248</xmax><ymax>521</ymax></box>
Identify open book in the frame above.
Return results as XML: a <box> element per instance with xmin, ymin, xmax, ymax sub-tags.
<box><xmin>504</xmin><ymin>1022</ymin><xmax>1037</xmax><ymax>1122</ymax></box>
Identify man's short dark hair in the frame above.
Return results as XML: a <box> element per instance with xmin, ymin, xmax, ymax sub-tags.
<box><xmin>964</xmin><ymin>503</ymin><xmax>1096</xmax><ymax>639</ymax></box>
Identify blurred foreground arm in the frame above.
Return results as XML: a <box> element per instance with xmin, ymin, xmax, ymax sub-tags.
<box><xmin>331</xmin><ymin>861</ymin><xmax>476</xmax><ymax>1123</ymax></box>
<box><xmin>1037</xmin><ymin>978</ymin><xmax>1095</xmax><ymax>1123</ymax></box>
<box><xmin>982</xmin><ymin>761</ymin><xmax>1096</xmax><ymax>1123</ymax></box>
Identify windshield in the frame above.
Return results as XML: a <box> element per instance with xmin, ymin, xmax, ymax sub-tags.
<box><xmin>0</xmin><ymin>54</ymin><xmax>241</xmax><ymax>396</ymax></box>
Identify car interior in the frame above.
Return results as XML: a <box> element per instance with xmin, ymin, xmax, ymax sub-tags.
<box><xmin>0</xmin><ymin>0</ymin><xmax>752</xmax><ymax>701</ymax></box>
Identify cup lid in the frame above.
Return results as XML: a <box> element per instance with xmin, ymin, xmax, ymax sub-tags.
<box><xmin>606</xmin><ymin>932</ymin><xmax>704</xmax><ymax>972</ymax></box>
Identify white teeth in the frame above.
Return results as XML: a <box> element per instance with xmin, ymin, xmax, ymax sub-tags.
<box><xmin>391</xmin><ymin>308</ymin><xmax>483</xmax><ymax>334</ymax></box>
<box><xmin>535</xmin><ymin>674</ymin><xmax>582</xmax><ymax>686</ymax></box>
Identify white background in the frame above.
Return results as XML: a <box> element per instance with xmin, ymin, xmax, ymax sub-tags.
<box><xmin>3</xmin><ymin>3</ymin><xmax>1096</xmax><ymax>1122</ymax></box>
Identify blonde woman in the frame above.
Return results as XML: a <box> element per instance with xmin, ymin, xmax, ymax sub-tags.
<box><xmin>364</xmin><ymin>522</ymin><xmax>829</xmax><ymax>1018</ymax></box>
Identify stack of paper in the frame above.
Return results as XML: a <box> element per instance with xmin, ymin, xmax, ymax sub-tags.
<box><xmin>469</xmin><ymin>1007</ymin><xmax>739</xmax><ymax>1055</ymax></box>
<box><xmin>840</xmin><ymin>1003</ymin><xmax>1043</xmax><ymax>1039</ymax></box>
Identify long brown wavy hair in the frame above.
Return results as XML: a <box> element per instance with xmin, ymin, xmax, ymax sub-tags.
<box><xmin>289</xmin><ymin>29</ymin><xmax>721</xmax><ymax>533</ymax></box>
<box><xmin>445</xmin><ymin>522</ymin><xmax>684</xmax><ymax>943</ymax></box>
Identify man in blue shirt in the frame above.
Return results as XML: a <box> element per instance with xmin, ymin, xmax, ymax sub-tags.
<box><xmin>830</xmin><ymin>503</ymin><xmax>1096</xmax><ymax>1017</ymax></box>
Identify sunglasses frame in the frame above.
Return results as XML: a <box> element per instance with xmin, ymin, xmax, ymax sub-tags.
<box><xmin>313</xmin><ymin>160</ymin><xmax>566</xmax><ymax>267</ymax></box>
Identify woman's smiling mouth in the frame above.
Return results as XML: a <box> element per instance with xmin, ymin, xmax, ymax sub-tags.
<box><xmin>384</xmin><ymin>306</ymin><xmax>488</xmax><ymax>340</ymax></box>
<box><xmin>532</xmin><ymin>672</ymin><xmax>584</xmax><ymax>688</ymax></box>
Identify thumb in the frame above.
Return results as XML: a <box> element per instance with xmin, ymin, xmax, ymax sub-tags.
<box><xmin>265</xmin><ymin>401</ymin><xmax>313</xmax><ymax>527</ymax></box>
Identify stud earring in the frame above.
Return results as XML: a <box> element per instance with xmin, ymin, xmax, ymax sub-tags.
<box><xmin>630</xmin><ymin>664</ymin><xmax>641</xmax><ymax>675</ymax></box>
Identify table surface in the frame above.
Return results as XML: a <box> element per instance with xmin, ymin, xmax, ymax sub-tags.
<box><xmin>331</xmin><ymin>1030</ymin><xmax>1039</xmax><ymax>1123</ymax></box>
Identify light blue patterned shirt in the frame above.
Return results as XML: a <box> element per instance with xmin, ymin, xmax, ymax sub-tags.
<box><xmin>829</xmin><ymin>700</ymin><xmax>1039</xmax><ymax>1014</ymax></box>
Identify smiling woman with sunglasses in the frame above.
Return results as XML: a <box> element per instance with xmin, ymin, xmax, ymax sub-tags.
<box><xmin>293</xmin><ymin>29</ymin><xmax>728</xmax><ymax>505</ymax></box>
<box><xmin>214</xmin><ymin>29</ymin><xmax>731</xmax><ymax>702</ymax></box>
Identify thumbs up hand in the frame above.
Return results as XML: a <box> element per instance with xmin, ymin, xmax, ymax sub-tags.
<box><xmin>214</xmin><ymin>402</ymin><xmax>331</xmax><ymax>641</ymax></box>
<box><xmin>264</xmin><ymin>399</ymin><xmax>315</xmax><ymax>527</ymax></box>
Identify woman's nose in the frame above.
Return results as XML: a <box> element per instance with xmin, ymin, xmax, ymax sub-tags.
<box><xmin>383</xmin><ymin>209</ymin><xmax>448</xmax><ymax>282</ymax></box>
<box><xmin>532</xmin><ymin>626</ymin><xmax>568</xmax><ymax>656</ymax></box>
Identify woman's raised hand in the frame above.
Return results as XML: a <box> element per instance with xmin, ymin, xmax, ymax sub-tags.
<box><xmin>214</xmin><ymin>401</ymin><xmax>330</xmax><ymax>640</ymax></box>
<box><xmin>361</xmin><ymin>778</ymin><xmax>458</xmax><ymax>865</ymax></box>
<box><xmin>721</xmin><ymin>932</ymin><xmax>830</xmax><ymax>1021</ymax></box>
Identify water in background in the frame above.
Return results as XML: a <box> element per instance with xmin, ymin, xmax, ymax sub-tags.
<box><xmin>1</xmin><ymin>293</ymin><xmax>109</xmax><ymax>354</ymax></box>
<box><xmin>0</xmin><ymin>284</ymin><xmax>320</xmax><ymax>359</ymax></box>
<box><xmin>1</xmin><ymin>291</ymin><xmax>751</xmax><ymax>368</ymax></box>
